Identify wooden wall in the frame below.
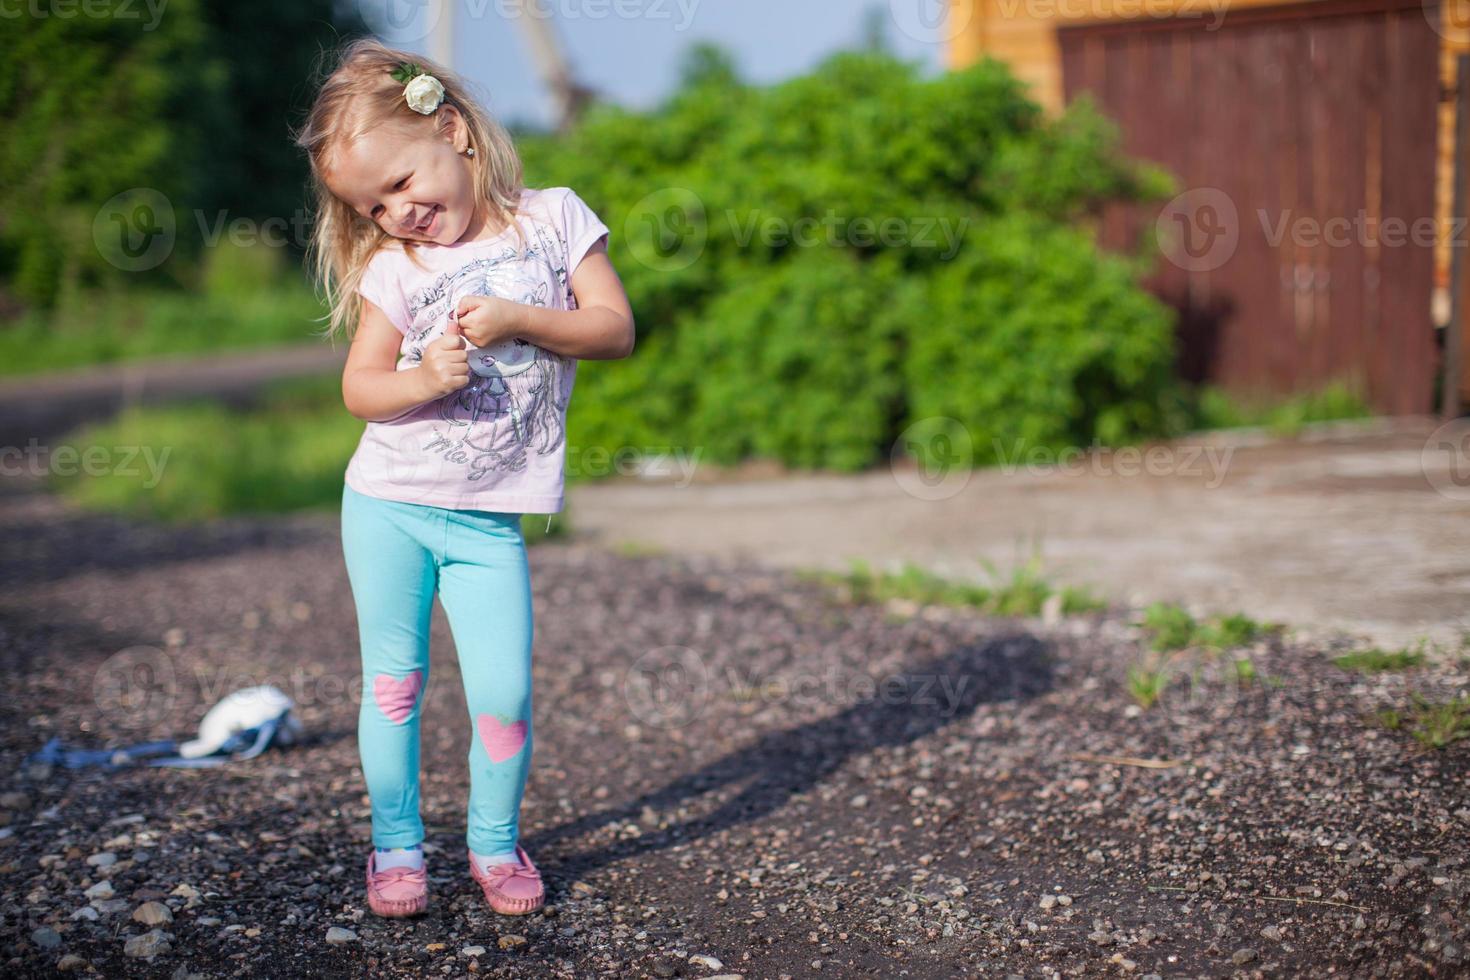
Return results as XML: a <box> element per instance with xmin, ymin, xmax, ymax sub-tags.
<box><xmin>948</xmin><ymin>0</ymin><xmax>1467</xmax><ymax>327</ymax></box>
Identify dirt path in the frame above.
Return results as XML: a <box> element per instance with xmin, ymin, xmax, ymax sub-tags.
<box><xmin>0</xmin><ymin>342</ymin><xmax>345</xmax><ymax>449</ymax></box>
<box><xmin>566</xmin><ymin>416</ymin><xmax>1470</xmax><ymax>655</ymax></box>
<box><xmin>1</xmin><ymin>479</ymin><xmax>1469</xmax><ymax>977</ymax></box>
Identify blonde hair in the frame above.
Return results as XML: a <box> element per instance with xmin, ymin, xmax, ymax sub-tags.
<box><xmin>292</xmin><ymin>38</ymin><xmax>527</xmax><ymax>342</ymax></box>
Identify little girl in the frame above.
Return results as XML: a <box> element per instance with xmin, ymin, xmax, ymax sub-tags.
<box><xmin>293</xmin><ymin>39</ymin><xmax>634</xmax><ymax>918</ymax></box>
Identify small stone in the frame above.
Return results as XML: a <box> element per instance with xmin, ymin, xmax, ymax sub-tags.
<box><xmin>1260</xmin><ymin>925</ymin><xmax>1282</xmax><ymax>942</ymax></box>
<box><xmin>133</xmin><ymin>901</ymin><xmax>173</xmax><ymax>926</ymax></box>
<box><xmin>498</xmin><ymin>934</ymin><xmax>527</xmax><ymax>951</ymax></box>
<box><xmin>1089</xmin><ymin>931</ymin><xmax>1113</xmax><ymax>946</ymax></box>
<box><xmin>87</xmin><ymin>852</ymin><xmax>118</xmax><ymax>868</ymax></box>
<box><xmin>57</xmin><ymin>953</ymin><xmax>87</xmax><ymax>972</ymax></box>
<box><xmin>1231</xmin><ymin>948</ymin><xmax>1258</xmax><ymax>965</ymax></box>
<box><xmin>0</xmin><ymin>791</ymin><xmax>31</xmax><ymax>810</ymax></box>
<box><xmin>462</xmin><ymin>946</ymin><xmax>486</xmax><ymax>957</ymax></box>
<box><xmin>690</xmin><ymin>953</ymin><xmax>724</xmax><ymax>969</ymax></box>
<box><xmin>570</xmin><ymin>880</ymin><xmax>596</xmax><ymax>897</ymax></box>
<box><xmin>849</xmin><ymin>795</ymin><xmax>868</xmax><ymax>808</ymax></box>
<box><xmin>85</xmin><ymin>880</ymin><xmax>115</xmax><ymax>900</ymax></box>
<box><xmin>1057</xmin><ymin>895</ymin><xmax>1073</xmax><ymax>907</ymax></box>
<box><xmin>31</xmin><ymin>926</ymin><xmax>62</xmax><ymax>949</ymax></box>
<box><xmin>71</xmin><ymin>906</ymin><xmax>99</xmax><ymax>922</ymax></box>
<box><xmin>652</xmin><ymin>957</ymin><xmax>679</xmax><ymax>977</ymax></box>
<box><xmin>1039</xmin><ymin>895</ymin><xmax>1057</xmax><ymax>910</ymax></box>
<box><xmin>124</xmin><ymin>929</ymin><xmax>172</xmax><ymax>958</ymax></box>
<box><xmin>325</xmin><ymin>927</ymin><xmax>357</xmax><ymax>945</ymax></box>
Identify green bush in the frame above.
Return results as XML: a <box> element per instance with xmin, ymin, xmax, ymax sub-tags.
<box><xmin>901</xmin><ymin>212</ymin><xmax>1182</xmax><ymax>464</ymax></box>
<box><xmin>522</xmin><ymin>46</ymin><xmax>1184</xmax><ymax>475</ymax></box>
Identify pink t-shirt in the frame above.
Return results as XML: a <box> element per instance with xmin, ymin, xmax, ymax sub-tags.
<box><xmin>344</xmin><ymin>185</ymin><xmax>609</xmax><ymax>513</ymax></box>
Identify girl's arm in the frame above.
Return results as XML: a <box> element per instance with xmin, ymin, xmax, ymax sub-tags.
<box><xmin>519</xmin><ymin>241</ymin><xmax>635</xmax><ymax>360</ymax></box>
<box><xmin>342</xmin><ymin>299</ymin><xmax>451</xmax><ymax>422</ymax></box>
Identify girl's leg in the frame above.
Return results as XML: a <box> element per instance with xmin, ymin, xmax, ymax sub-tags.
<box><xmin>435</xmin><ymin>509</ymin><xmax>535</xmax><ymax>858</ymax></box>
<box><xmin>341</xmin><ymin>484</ymin><xmax>439</xmax><ymax>850</ymax></box>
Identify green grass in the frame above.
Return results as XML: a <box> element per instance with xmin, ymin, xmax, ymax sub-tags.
<box><xmin>1138</xmin><ymin>602</ymin><xmax>1278</xmax><ymax>653</ymax></box>
<box><xmin>46</xmin><ymin>372</ymin><xmax>568</xmax><ymax>543</ymax></box>
<box><xmin>1371</xmin><ymin>694</ymin><xmax>1470</xmax><ymax>751</ymax></box>
<box><xmin>1185</xmin><ymin>380</ymin><xmax>1374</xmax><ymax>438</ymax></box>
<box><xmin>802</xmin><ymin>555</ymin><xmax>1107</xmax><ymax>619</ymax></box>
<box><xmin>1126</xmin><ymin>659</ymin><xmax>1170</xmax><ymax>709</ymax></box>
<box><xmin>1333</xmin><ymin>645</ymin><xmax>1428</xmax><ymax>674</ymax></box>
<box><xmin>0</xmin><ymin>242</ymin><xmax>330</xmax><ymax>378</ymax></box>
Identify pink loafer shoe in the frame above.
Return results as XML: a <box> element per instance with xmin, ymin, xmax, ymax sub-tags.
<box><xmin>468</xmin><ymin>844</ymin><xmax>545</xmax><ymax>915</ymax></box>
<box><xmin>365</xmin><ymin>850</ymin><xmax>429</xmax><ymax>918</ymax></box>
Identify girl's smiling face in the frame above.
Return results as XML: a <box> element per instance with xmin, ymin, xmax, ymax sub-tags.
<box><xmin>323</xmin><ymin>107</ymin><xmax>483</xmax><ymax>246</ymax></box>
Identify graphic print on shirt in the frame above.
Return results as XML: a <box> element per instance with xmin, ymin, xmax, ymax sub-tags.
<box><xmin>402</xmin><ymin>233</ymin><xmax>571</xmax><ymax>478</ymax></box>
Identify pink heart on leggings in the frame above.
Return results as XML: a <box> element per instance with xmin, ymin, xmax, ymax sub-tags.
<box><xmin>373</xmin><ymin>670</ymin><xmax>423</xmax><ymax>724</ymax></box>
<box><xmin>477</xmin><ymin>714</ymin><xmax>528</xmax><ymax>763</ymax></box>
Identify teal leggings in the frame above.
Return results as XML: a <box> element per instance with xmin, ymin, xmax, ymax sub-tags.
<box><xmin>340</xmin><ymin>483</ymin><xmax>534</xmax><ymax>856</ymax></box>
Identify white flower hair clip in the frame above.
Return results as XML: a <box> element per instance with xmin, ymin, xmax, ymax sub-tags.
<box><xmin>391</xmin><ymin>61</ymin><xmax>445</xmax><ymax>115</ymax></box>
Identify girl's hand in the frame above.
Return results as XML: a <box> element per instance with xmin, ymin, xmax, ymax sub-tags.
<box><xmin>453</xmin><ymin>294</ymin><xmax>529</xmax><ymax>350</ymax></box>
<box><xmin>420</xmin><ymin>317</ymin><xmax>471</xmax><ymax>397</ymax></box>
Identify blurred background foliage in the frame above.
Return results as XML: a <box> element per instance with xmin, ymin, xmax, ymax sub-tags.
<box><xmin>5</xmin><ymin>12</ymin><xmax>1372</xmax><ymax>520</ymax></box>
<box><xmin>518</xmin><ymin>42</ymin><xmax>1190</xmax><ymax>470</ymax></box>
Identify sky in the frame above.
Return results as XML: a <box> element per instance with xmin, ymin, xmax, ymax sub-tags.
<box><xmin>358</xmin><ymin>0</ymin><xmax>950</xmax><ymax>131</ymax></box>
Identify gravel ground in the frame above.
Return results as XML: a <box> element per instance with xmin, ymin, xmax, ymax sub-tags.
<box><xmin>2</xmin><ymin>481</ymin><xmax>1469</xmax><ymax>978</ymax></box>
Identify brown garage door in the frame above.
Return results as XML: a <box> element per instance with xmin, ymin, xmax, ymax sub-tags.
<box><xmin>1058</xmin><ymin>0</ymin><xmax>1442</xmax><ymax>415</ymax></box>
